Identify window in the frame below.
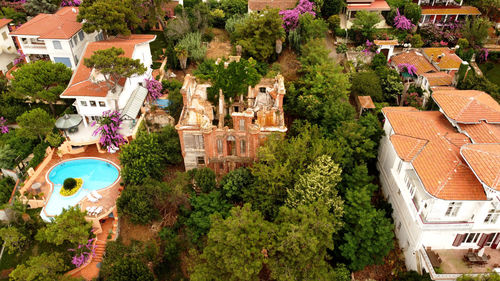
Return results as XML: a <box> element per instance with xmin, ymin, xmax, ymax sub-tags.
<box><xmin>197</xmin><ymin>156</ymin><xmax>205</xmax><ymax>165</ymax></box>
<box><xmin>89</xmin><ymin>101</ymin><xmax>97</xmax><ymax>107</ymax></box>
<box><xmin>73</xmin><ymin>36</ymin><xmax>78</xmax><ymax>46</ymax></box>
<box><xmin>240</xmin><ymin>140</ymin><xmax>246</xmax><ymax>154</ymax></box>
<box><xmin>78</xmin><ymin>30</ymin><xmax>84</xmax><ymax>41</ymax></box>
<box><xmin>54</xmin><ymin>57</ymin><xmax>72</xmax><ymax>68</ymax></box>
<box><xmin>239</xmin><ymin>119</ymin><xmax>245</xmax><ymax>131</ymax></box>
<box><xmin>484</xmin><ymin>203</ymin><xmax>500</xmax><ymax>224</ymax></box>
<box><xmin>259</xmin><ymin>87</ymin><xmax>266</xmax><ymax>93</ymax></box>
<box><xmin>404</xmin><ymin>174</ymin><xmax>415</xmax><ymax>196</ymax></box>
<box><xmin>194</xmin><ymin>135</ymin><xmax>204</xmax><ymax>149</ymax></box>
<box><xmin>217</xmin><ymin>139</ymin><xmax>223</xmax><ymax>155</ymax></box>
<box><xmin>396</xmin><ymin>160</ymin><xmax>403</xmax><ymax>174</ymax></box>
<box><xmin>464</xmin><ymin>233</ymin><xmax>480</xmax><ymax>244</ymax></box>
<box><xmin>53</xmin><ymin>40</ymin><xmax>62</xmax><ymax>49</ymax></box>
<box><xmin>2</xmin><ymin>32</ymin><xmax>7</xmax><ymax>40</ymax></box>
<box><xmin>233</xmin><ymin>106</ymin><xmax>239</xmax><ymax>113</ymax></box>
<box><xmin>445</xmin><ymin>202</ymin><xmax>462</xmax><ymax>217</ymax></box>
<box><xmin>99</xmin><ymin>101</ymin><xmax>106</xmax><ymax>107</ymax></box>
<box><xmin>80</xmin><ymin>101</ymin><xmax>87</xmax><ymax>106</ymax></box>
<box><xmin>69</xmin><ymin>40</ymin><xmax>73</xmax><ymax>48</ymax></box>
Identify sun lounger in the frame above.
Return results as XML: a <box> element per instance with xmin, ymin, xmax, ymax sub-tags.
<box><xmin>87</xmin><ymin>193</ymin><xmax>98</xmax><ymax>203</ymax></box>
<box><xmin>93</xmin><ymin>206</ymin><xmax>103</xmax><ymax>216</ymax></box>
<box><xmin>86</xmin><ymin>206</ymin><xmax>96</xmax><ymax>214</ymax></box>
<box><xmin>91</xmin><ymin>190</ymin><xmax>102</xmax><ymax>200</ymax></box>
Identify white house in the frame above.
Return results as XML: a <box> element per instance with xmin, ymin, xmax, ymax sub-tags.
<box><xmin>0</xmin><ymin>18</ymin><xmax>18</xmax><ymax>75</ymax></box>
<box><xmin>377</xmin><ymin>90</ymin><xmax>500</xmax><ymax>280</ymax></box>
<box><xmin>59</xmin><ymin>34</ymin><xmax>156</xmax><ymax>147</ymax></box>
<box><xmin>10</xmin><ymin>7</ymin><xmax>101</xmax><ymax>70</ymax></box>
<box><xmin>416</xmin><ymin>0</ymin><xmax>481</xmax><ymax>26</ymax></box>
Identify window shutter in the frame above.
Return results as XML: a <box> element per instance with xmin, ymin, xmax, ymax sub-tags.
<box><xmin>452</xmin><ymin>234</ymin><xmax>465</xmax><ymax>247</ymax></box>
<box><xmin>478</xmin><ymin>234</ymin><xmax>490</xmax><ymax>248</ymax></box>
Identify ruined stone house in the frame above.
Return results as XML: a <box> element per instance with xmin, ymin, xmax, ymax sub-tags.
<box><xmin>175</xmin><ymin>73</ymin><xmax>287</xmax><ymax>174</ymax></box>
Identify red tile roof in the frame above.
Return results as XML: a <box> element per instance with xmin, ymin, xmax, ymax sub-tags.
<box><xmin>61</xmin><ymin>35</ymin><xmax>156</xmax><ymax>98</ymax></box>
<box><xmin>460</xmin><ymin>122</ymin><xmax>500</xmax><ymax>144</ymax></box>
<box><xmin>347</xmin><ymin>0</ymin><xmax>390</xmax><ymax>11</ymax></box>
<box><xmin>432</xmin><ymin>90</ymin><xmax>500</xmax><ymax>124</ymax></box>
<box><xmin>374</xmin><ymin>39</ymin><xmax>398</xmax><ymax>46</ymax></box>
<box><xmin>248</xmin><ymin>0</ymin><xmax>297</xmax><ymax>11</ymax></box>
<box><xmin>391</xmin><ymin>50</ymin><xmax>437</xmax><ymax>75</ymax></box>
<box><xmin>423</xmin><ymin>47</ymin><xmax>463</xmax><ymax>70</ymax></box>
<box><xmin>0</xmin><ymin>19</ymin><xmax>12</xmax><ymax>28</ymax></box>
<box><xmin>11</xmin><ymin>7</ymin><xmax>81</xmax><ymax>39</ymax></box>
<box><xmin>421</xmin><ymin>72</ymin><xmax>453</xmax><ymax>86</ymax></box>
<box><xmin>358</xmin><ymin>96</ymin><xmax>376</xmax><ymax>109</ymax></box>
<box><xmin>421</xmin><ymin>6</ymin><xmax>481</xmax><ymax>16</ymax></box>
<box><xmin>461</xmin><ymin>144</ymin><xmax>500</xmax><ymax>191</ymax></box>
<box><xmin>383</xmin><ymin>107</ymin><xmax>486</xmax><ymax>200</ymax></box>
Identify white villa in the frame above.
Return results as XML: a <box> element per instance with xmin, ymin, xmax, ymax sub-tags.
<box><xmin>59</xmin><ymin>34</ymin><xmax>156</xmax><ymax>148</ymax></box>
<box><xmin>10</xmin><ymin>7</ymin><xmax>101</xmax><ymax>69</ymax></box>
<box><xmin>0</xmin><ymin>18</ymin><xmax>18</xmax><ymax>75</ymax></box>
<box><xmin>378</xmin><ymin>90</ymin><xmax>500</xmax><ymax>280</ymax></box>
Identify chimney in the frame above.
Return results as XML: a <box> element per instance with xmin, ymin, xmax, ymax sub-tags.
<box><xmin>218</xmin><ymin>89</ymin><xmax>224</xmax><ymax>128</ymax></box>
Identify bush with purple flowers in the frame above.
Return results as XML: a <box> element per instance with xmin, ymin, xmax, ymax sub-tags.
<box><xmin>91</xmin><ymin>110</ymin><xmax>127</xmax><ymax>152</ymax></box>
<box><xmin>0</xmin><ymin>117</ymin><xmax>8</xmax><ymax>134</ymax></box>
<box><xmin>61</xmin><ymin>0</ymin><xmax>81</xmax><ymax>6</ymax></box>
<box><xmin>279</xmin><ymin>0</ymin><xmax>315</xmax><ymax>31</ymax></box>
<box><xmin>145</xmin><ymin>78</ymin><xmax>163</xmax><ymax>102</ymax></box>
<box><xmin>397</xmin><ymin>63</ymin><xmax>417</xmax><ymax>76</ymax></box>
<box><xmin>13</xmin><ymin>50</ymin><xmax>25</xmax><ymax>66</ymax></box>
<box><xmin>68</xmin><ymin>238</ymin><xmax>96</xmax><ymax>268</ymax></box>
<box><xmin>393</xmin><ymin>9</ymin><xmax>414</xmax><ymax>31</ymax></box>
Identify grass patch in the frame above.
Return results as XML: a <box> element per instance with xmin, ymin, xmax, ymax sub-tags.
<box><xmin>479</xmin><ymin>62</ymin><xmax>500</xmax><ymax>87</ymax></box>
<box><xmin>149</xmin><ymin>31</ymin><xmax>168</xmax><ymax>61</ymax></box>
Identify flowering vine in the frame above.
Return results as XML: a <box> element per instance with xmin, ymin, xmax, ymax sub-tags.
<box><xmin>397</xmin><ymin>63</ymin><xmax>418</xmax><ymax>76</ymax></box>
<box><xmin>477</xmin><ymin>48</ymin><xmax>489</xmax><ymax>63</ymax></box>
<box><xmin>0</xmin><ymin>117</ymin><xmax>8</xmax><ymax>134</ymax></box>
<box><xmin>61</xmin><ymin>0</ymin><xmax>81</xmax><ymax>6</ymax></box>
<box><xmin>68</xmin><ymin>238</ymin><xmax>96</xmax><ymax>268</ymax></box>
<box><xmin>13</xmin><ymin>50</ymin><xmax>25</xmax><ymax>66</ymax></box>
<box><xmin>91</xmin><ymin>110</ymin><xmax>127</xmax><ymax>152</ymax></box>
<box><xmin>145</xmin><ymin>78</ymin><xmax>163</xmax><ymax>102</ymax></box>
<box><xmin>393</xmin><ymin>9</ymin><xmax>414</xmax><ymax>30</ymax></box>
<box><xmin>279</xmin><ymin>0</ymin><xmax>315</xmax><ymax>31</ymax></box>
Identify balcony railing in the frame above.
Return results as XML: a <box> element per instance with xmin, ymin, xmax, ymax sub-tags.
<box><xmin>23</xmin><ymin>43</ymin><xmax>47</xmax><ymax>49</ymax></box>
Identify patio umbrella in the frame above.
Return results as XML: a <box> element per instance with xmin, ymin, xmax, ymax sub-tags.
<box><xmin>55</xmin><ymin>114</ymin><xmax>82</xmax><ymax>130</ymax></box>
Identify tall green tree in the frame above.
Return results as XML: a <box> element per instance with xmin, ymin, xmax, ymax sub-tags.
<box><xmin>16</xmin><ymin>108</ymin><xmax>55</xmax><ymax>141</ymax></box>
<box><xmin>157</xmin><ymin>125</ymin><xmax>182</xmax><ymax>165</ymax></box>
<box><xmin>0</xmin><ymin>227</ymin><xmax>27</xmax><ymax>254</ymax></box>
<box><xmin>10</xmin><ymin>60</ymin><xmax>72</xmax><ymax>115</ymax></box>
<box><xmin>190</xmin><ymin>204</ymin><xmax>273</xmax><ymax>281</ymax></box>
<box><xmin>461</xmin><ymin>17</ymin><xmax>492</xmax><ymax>47</ymax></box>
<box><xmin>83</xmin><ymin>47</ymin><xmax>146</xmax><ymax>93</ymax></box>
<box><xmin>24</xmin><ymin>0</ymin><xmax>61</xmax><ymax>16</ymax></box>
<box><xmin>106</xmin><ymin>258</ymin><xmax>155</xmax><ymax>281</ymax></box>
<box><xmin>77</xmin><ymin>0</ymin><xmax>141</xmax><ymax>38</ymax></box>
<box><xmin>352</xmin><ymin>10</ymin><xmax>380</xmax><ymax>41</ymax></box>
<box><xmin>321</xmin><ymin>0</ymin><xmax>346</xmax><ymax>19</ymax></box>
<box><xmin>9</xmin><ymin>252</ymin><xmax>68</xmax><ymax>281</ymax></box>
<box><xmin>138</xmin><ymin>0</ymin><xmax>170</xmax><ymax>30</ymax></box>
<box><xmin>219</xmin><ymin>167</ymin><xmax>254</xmax><ymax>202</ymax></box>
<box><xmin>117</xmin><ymin>180</ymin><xmax>164</xmax><ymax>224</ymax></box>
<box><xmin>351</xmin><ymin>71</ymin><xmax>384</xmax><ymax>102</ymax></box>
<box><xmin>35</xmin><ymin>206</ymin><xmax>92</xmax><ymax>246</ymax></box>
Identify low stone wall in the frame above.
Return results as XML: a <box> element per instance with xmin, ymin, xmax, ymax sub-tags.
<box><xmin>21</xmin><ymin>147</ymin><xmax>54</xmax><ymax>196</ymax></box>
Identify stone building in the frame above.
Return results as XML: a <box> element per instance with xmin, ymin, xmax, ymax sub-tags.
<box><xmin>175</xmin><ymin>73</ymin><xmax>287</xmax><ymax>173</ymax></box>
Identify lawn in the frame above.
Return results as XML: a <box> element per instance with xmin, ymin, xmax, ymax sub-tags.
<box><xmin>149</xmin><ymin>31</ymin><xmax>168</xmax><ymax>62</ymax></box>
<box><xmin>479</xmin><ymin>62</ymin><xmax>500</xmax><ymax>87</ymax></box>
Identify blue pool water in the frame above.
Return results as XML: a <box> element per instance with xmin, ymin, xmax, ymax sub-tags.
<box><xmin>155</xmin><ymin>99</ymin><xmax>171</xmax><ymax>108</ymax></box>
<box><xmin>42</xmin><ymin>158</ymin><xmax>119</xmax><ymax>220</ymax></box>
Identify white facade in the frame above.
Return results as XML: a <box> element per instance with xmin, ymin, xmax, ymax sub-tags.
<box><xmin>0</xmin><ymin>24</ymin><xmax>17</xmax><ymax>74</ymax></box>
<box><xmin>378</xmin><ymin>119</ymin><xmax>500</xmax><ymax>275</ymax></box>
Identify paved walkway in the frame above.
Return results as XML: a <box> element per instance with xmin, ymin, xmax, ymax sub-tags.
<box><xmin>325</xmin><ymin>32</ymin><xmax>338</xmax><ymax>61</ymax></box>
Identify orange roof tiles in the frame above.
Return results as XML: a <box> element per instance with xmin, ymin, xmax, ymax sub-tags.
<box><xmin>391</xmin><ymin>50</ymin><xmax>437</xmax><ymax>75</ymax></box>
<box><xmin>358</xmin><ymin>96</ymin><xmax>376</xmax><ymax>109</ymax></box>
<box><xmin>11</xmin><ymin>7</ymin><xmax>81</xmax><ymax>39</ymax></box>
<box><xmin>461</xmin><ymin>144</ymin><xmax>500</xmax><ymax>191</ymax></box>
<box><xmin>383</xmin><ymin>107</ymin><xmax>486</xmax><ymax>200</ymax></box>
<box><xmin>460</xmin><ymin>122</ymin><xmax>500</xmax><ymax>144</ymax></box>
<box><xmin>423</xmin><ymin>48</ymin><xmax>463</xmax><ymax>70</ymax></box>
<box><xmin>0</xmin><ymin>19</ymin><xmax>12</xmax><ymax>28</ymax></box>
<box><xmin>421</xmin><ymin>5</ymin><xmax>481</xmax><ymax>16</ymax></box>
<box><xmin>432</xmin><ymin>90</ymin><xmax>500</xmax><ymax>124</ymax></box>
<box><xmin>422</xmin><ymin>72</ymin><xmax>454</xmax><ymax>86</ymax></box>
<box><xmin>61</xmin><ymin>35</ymin><xmax>156</xmax><ymax>98</ymax></box>
<box><xmin>248</xmin><ymin>0</ymin><xmax>297</xmax><ymax>11</ymax></box>
<box><xmin>347</xmin><ymin>0</ymin><xmax>390</xmax><ymax>11</ymax></box>
<box><xmin>374</xmin><ymin>39</ymin><xmax>398</xmax><ymax>46</ymax></box>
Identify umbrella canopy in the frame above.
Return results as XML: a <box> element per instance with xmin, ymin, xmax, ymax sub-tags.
<box><xmin>55</xmin><ymin>114</ymin><xmax>83</xmax><ymax>130</ymax></box>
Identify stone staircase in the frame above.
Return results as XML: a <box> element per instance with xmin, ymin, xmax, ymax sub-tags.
<box><xmin>93</xmin><ymin>240</ymin><xmax>106</xmax><ymax>263</ymax></box>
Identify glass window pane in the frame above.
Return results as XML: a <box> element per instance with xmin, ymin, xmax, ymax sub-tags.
<box><xmin>53</xmin><ymin>40</ymin><xmax>62</xmax><ymax>49</ymax></box>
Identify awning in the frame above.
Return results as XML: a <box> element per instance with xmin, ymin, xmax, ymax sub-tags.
<box><xmin>421</xmin><ymin>6</ymin><xmax>481</xmax><ymax>15</ymax></box>
<box><xmin>55</xmin><ymin>114</ymin><xmax>82</xmax><ymax>129</ymax></box>
<box><xmin>121</xmin><ymin>86</ymin><xmax>148</xmax><ymax>120</ymax></box>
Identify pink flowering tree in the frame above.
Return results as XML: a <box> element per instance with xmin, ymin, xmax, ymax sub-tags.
<box><xmin>397</xmin><ymin>63</ymin><xmax>418</xmax><ymax>76</ymax></box>
<box><xmin>145</xmin><ymin>78</ymin><xmax>163</xmax><ymax>102</ymax></box>
<box><xmin>279</xmin><ymin>0</ymin><xmax>315</xmax><ymax>31</ymax></box>
<box><xmin>68</xmin><ymin>238</ymin><xmax>96</xmax><ymax>268</ymax></box>
<box><xmin>91</xmin><ymin>110</ymin><xmax>127</xmax><ymax>152</ymax></box>
<box><xmin>13</xmin><ymin>50</ymin><xmax>25</xmax><ymax>66</ymax></box>
<box><xmin>61</xmin><ymin>0</ymin><xmax>81</xmax><ymax>6</ymax></box>
<box><xmin>0</xmin><ymin>117</ymin><xmax>8</xmax><ymax>134</ymax></box>
<box><xmin>393</xmin><ymin>9</ymin><xmax>414</xmax><ymax>31</ymax></box>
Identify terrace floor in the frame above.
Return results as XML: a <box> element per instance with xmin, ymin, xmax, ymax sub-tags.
<box><xmin>430</xmin><ymin>248</ymin><xmax>500</xmax><ymax>274</ymax></box>
<box><xmin>66</xmin><ymin>119</ymin><xmax>136</xmax><ymax>145</ymax></box>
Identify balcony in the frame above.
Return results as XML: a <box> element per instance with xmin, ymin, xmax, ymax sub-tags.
<box><xmin>65</xmin><ymin>119</ymin><xmax>137</xmax><ymax>146</ymax></box>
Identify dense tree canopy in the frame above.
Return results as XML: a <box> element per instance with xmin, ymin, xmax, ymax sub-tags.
<box><xmin>35</xmin><ymin>206</ymin><xmax>92</xmax><ymax>246</ymax></box>
<box><xmin>106</xmin><ymin>258</ymin><xmax>155</xmax><ymax>281</ymax></box>
<box><xmin>24</xmin><ymin>0</ymin><xmax>61</xmax><ymax>15</ymax></box>
<box><xmin>9</xmin><ymin>252</ymin><xmax>68</xmax><ymax>281</ymax></box>
<box><xmin>16</xmin><ymin>108</ymin><xmax>55</xmax><ymax>141</ymax></box>
<box><xmin>117</xmin><ymin>180</ymin><xmax>164</xmax><ymax>224</ymax></box>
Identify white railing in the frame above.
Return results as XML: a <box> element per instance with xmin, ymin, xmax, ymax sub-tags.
<box><xmin>23</xmin><ymin>44</ymin><xmax>47</xmax><ymax>49</ymax></box>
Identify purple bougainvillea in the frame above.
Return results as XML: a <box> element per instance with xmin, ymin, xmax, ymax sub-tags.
<box><xmin>61</xmin><ymin>0</ymin><xmax>81</xmax><ymax>6</ymax></box>
<box><xmin>68</xmin><ymin>238</ymin><xmax>96</xmax><ymax>268</ymax></box>
<box><xmin>398</xmin><ymin>63</ymin><xmax>418</xmax><ymax>76</ymax></box>
<box><xmin>145</xmin><ymin>78</ymin><xmax>163</xmax><ymax>102</ymax></box>
<box><xmin>477</xmin><ymin>48</ymin><xmax>489</xmax><ymax>63</ymax></box>
<box><xmin>0</xmin><ymin>117</ymin><xmax>8</xmax><ymax>134</ymax></box>
<box><xmin>363</xmin><ymin>40</ymin><xmax>374</xmax><ymax>55</ymax></box>
<box><xmin>394</xmin><ymin>9</ymin><xmax>414</xmax><ymax>31</ymax></box>
<box><xmin>13</xmin><ymin>50</ymin><xmax>25</xmax><ymax>66</ymax></box>
<box><xmin>91</xmin><ymin>110</ymin><xmax>127</xmax><ymax>152</ymax></box>
<box><xmin>279</xmin><ymin>0</ymin><xmax>315</xmax><ymax>31</ymax></box>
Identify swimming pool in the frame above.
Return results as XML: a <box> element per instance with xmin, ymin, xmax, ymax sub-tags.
<box><xmin>42</xmin><ymin>158</ymin><xmax>119</xmax><ymax>220</ymax></box>
<box><xmin>155</xmin><ymin>99</ymin><xmax>171</xmax><ymax>109</ymax></box>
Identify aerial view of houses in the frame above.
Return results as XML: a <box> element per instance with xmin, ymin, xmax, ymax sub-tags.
<box><xmin>0</xmin><ymin>0</ymin><xmax>498</xmax><ymax>280</ymax></box>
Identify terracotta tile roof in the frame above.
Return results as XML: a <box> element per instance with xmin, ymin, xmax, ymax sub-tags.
<box><xmin>461</xmin><ymin>144</ymin><xmax>500</xmax><ymax>191</ymax></box>
<box><xmin>0</xmin><ymin>19</ymin><xmax>12</xmax><ymax>28</ymax></box>
<box><xmin>248</xmin><ymin>0</ymin><xmax>297</xmax><ymax>11</ymax></box>
<box><xmin>383</xmin><ymin>107</ymin><xmax>486</xmax><ymax>200</ymax></box>
<box><xmin>423</xmin><ymin>47</ymin><xmax>463</xmax><ymax>70</ymax></box>
<box><xmin>460</xmin><ymin>122</ymin><xmax>500</xmax><ymax>144</ymax></box>
<box><xmin>358</xmin><ymin>96</ymin><xmax>375</xmax><ymax>109</ymax></box>
<box><xmin>422</xmin><ymin>72</ymin><xmax>453</xmax><ymax>86</ymax></box>
<box><xmin>432</xmin><ymin>86</ymin><xmax>456</xmax><ymax>91</ymax></box>
<box><xmin>391</xmin><ymin>50</ymin><xmax>437</xmax><ymax>75</ymax></box>
<box><xmin>432</xmin><ymin>90</ymin><xmax>500</xmax><ymax>124</ymax></box>
<box><xmin>61</xmin><ymin>35</ymin><xmax>156</xmax><ymax>98</ymax></box>
<box><xmin>347</xmin><ymin>0</ymin><xmax>390</xmax><ymax>11</ymax></box>
<box><xmin>11</xmin><ymin>7</ymin><xmax>81</xmax><ymax>39</ymax></box>
<box><xmin>421</xmin><ymin>6</ymin><xmax>481</xmax><ymax>16</ymax></box>
<box><xmin>374</xmin><ymin>39</ymin><xmax>398</xmax><ymax>46</ymax></box>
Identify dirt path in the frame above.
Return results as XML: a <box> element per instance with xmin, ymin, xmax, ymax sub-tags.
<box><xmin>325</xmin><ymin>31</ymin><xmax>338</xmax><ymax>61</ymax></box>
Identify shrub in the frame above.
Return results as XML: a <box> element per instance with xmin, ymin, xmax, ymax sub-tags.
<box><xmin>175</xmin><ymin>32</ymin><xmax>207</xmax><ymax>63</ymax></box>
<box><xmin>188</xmin><ymin>167</ymin><xmax>216</xmax><ymax>193</ymax></box>
<box><xmin>29</xmin><ymin>142</ymin><xmax>50</xmax><ymax>169</ymax></box>
<box><xmin>45</xmin><ymin>132</ymin><xmax>64</xmax><ymax>148</ymax></box>
<box><xmin>60</xmin><ymin>178</ymin><xmax>83</xmax><ymax>196</ymax></box>
<box><xmin>159</xmin><ymin>227</ymin><xmax>179</xmax><ymax>261</ymax></box>
<box><xmin>410</xmin><ymin>34</ymin><xmax>424</xmax><ymax>48</ymax></box>
<box><xmin>220</xmin><ymin>168</ymin><xmax>254</xmax><ymax>202</ymax></box>
<box><xmin>335</xmin><ymin>27</ymin><xmax>346</xmax><ymax>37</ymax></box>
<box><xmin>336</xmin><ymin>43</ymin><xmax>348</xmax><ymax>53</ymax></box>
<box><xmin>63</xmin><ymin>178</ymin><xmax>77</xmax><ymax>190</ymax></box>
<box><xmin>327</xmin><ymin>15</ymin><xmax>340</xmax><ymax>30</ymax></box>
<box><xmin>351</xmin><ymin>71</ymin><xmax>384</xmax><ymax>101</ymax></box>
<box><xmin>116</xmin><ymin>180</ymin><xmax>163</xmax><ymax>224</ymax></box>
<box><xmin>0</xmin><ymin>177</ymin><xmax>15</xmax><ymax>205</ymax></box>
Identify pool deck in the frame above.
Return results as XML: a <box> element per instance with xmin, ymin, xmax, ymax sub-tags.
<box><xmin>26</xmin><ymin>145</ymin><xmax>122</xmax><ymax>222</ymax></box>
